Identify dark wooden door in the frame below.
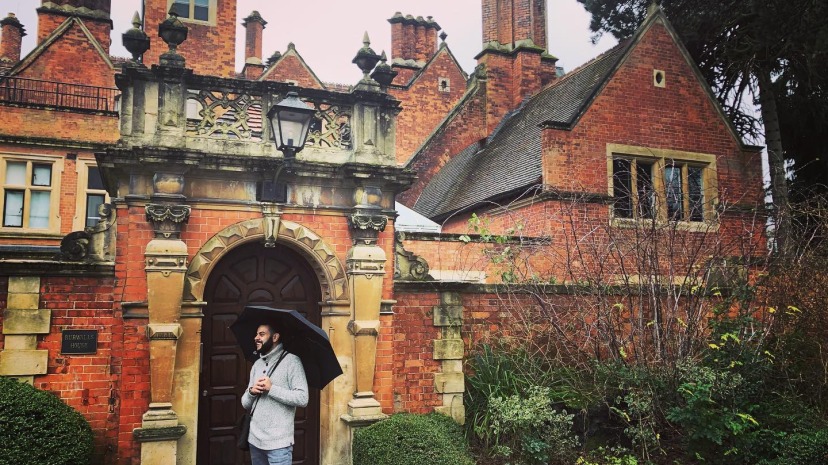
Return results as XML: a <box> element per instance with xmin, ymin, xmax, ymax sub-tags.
<box><xmin>198</xmin><ymin>242</ymin><xmax>321</xmax><ymax>465</ymax></box>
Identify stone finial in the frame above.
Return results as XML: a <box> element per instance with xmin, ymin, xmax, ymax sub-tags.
<box><xmin>370</xmin><ymin>51</ymin><xmax>398</xmax><ymax>89</ymax></box>
<box><xmin>266</xmin><ymin>50</ymin><xmax>282</xmax><ymax>67</ymax></box>
<box><xmin>158</xmin><ymin>7</ymin><xmax>188</xmax><ymax>67</ymax></box>
<box><xmin>122</xmin><ymin>11</ymin><xmax>150</xmax><ymax>63</ymax></box>
<box><xmin>352</xmin><ymin>31</ymin><xmax>381</xmax><ymax>82</ymax></box>
<box><xmin>646</xmin><ymin>0</ymin><xmax>662</xmax><ymax>17</ymax></box>
<box><xmin>440</xmin><ymin>31</ymin><xmax>447</xmax><ymax>42</ymax></box>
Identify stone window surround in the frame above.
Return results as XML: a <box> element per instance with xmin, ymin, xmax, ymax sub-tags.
<box><xmin>167</xmin><ymin>0</ymin><xmax>217</xmax><ymax>25</ymax></box>
<box><xmin>73</xmin><ymin>158</ymin><xmax>110</xmax><ymax>231</ymax></box>
<box><xmin>606</xmin><ymin>143</ymin><xmax>719</xmax><ymax>232</ymax></box>
<box><xmin>0</xmin><ymin>152</ymin><xmax>63</xmax><ymax>236</ymax></box>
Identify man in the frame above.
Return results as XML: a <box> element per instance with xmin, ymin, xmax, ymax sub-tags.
<box><xmin>241</xmin><ymin>323</ymin><xmax>308</xmax><ymax>465</ymax></box>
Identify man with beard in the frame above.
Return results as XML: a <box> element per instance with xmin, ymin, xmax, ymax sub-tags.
<box><xmin>241</xmin><ymin>323</ymin><xmax>308</xmax><ymax>465</ymax></box>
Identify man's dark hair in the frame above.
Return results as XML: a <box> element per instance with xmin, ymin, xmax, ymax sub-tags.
<box><xmin>262</xmin><ymin>323</ymin><xmax>279</xmax><ymax>335</ymax></box>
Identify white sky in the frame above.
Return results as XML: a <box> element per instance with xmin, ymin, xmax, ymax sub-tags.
<box><xmin>8</xmin><ymin>0</ymin><xmax>616</xmax><ymax>84</ymax></box>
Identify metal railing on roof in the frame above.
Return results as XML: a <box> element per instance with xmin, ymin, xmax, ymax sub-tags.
<box><xmin>0</xmin><ymin>75</ymin><xmax>119</xmax><ymax>113</ymax></box>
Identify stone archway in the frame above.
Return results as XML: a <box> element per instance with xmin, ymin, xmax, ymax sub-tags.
<box><xmin>173</xmin><ymin>217</ymin><xmax>355</xmax><ymax>465</ymax></box>
<box><xmin>184</xmin><ymin>218</ymin><xmax>349</xmax><ymax>304</ymax></box>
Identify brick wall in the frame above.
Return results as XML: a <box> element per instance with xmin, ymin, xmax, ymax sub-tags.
<box><xmin>143</xmin><ymin>0</ymin><xmax>237</xmax><ymax>78</ymax></box>
<box><xmin>389</xmin><ymin>48</ymin><xmax>467</xmax><ymax>165</ymax></box>
<box><xmin>22</xmin><ymin>18</ymin><xmax>115</xmax><ymax>87</ymax></box>
<box><xmin>260</xmin><ymin>51</ymin><xmax>325</xmax><ymax>89</ymax></box>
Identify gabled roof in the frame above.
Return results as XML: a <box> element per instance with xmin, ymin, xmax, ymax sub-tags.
<box><xmin>391</xmin><ymin>43</ymin><xmax>469</xmax><ymax>89</ymax></box>
<box><xmin>413</xmin><ymin>6</ymin><xmax>753</xmax><ymax>221</ymax></box>
<box><xmin>413</xmin><ymin>41</ymin><xmax>630</xmax><ymax>219</ymax></box>
<box><xmin>9</xmin><ymin>16</ymin><xmax>114</xmax><ymax>76</ymax></box>
<box><xmin>258</xmin><ymin>43</ymin><xmax>325</xmax><ymax>89</ymax></box>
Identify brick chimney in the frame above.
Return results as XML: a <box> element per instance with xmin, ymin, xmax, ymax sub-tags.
<box><xmin>242</xmin><ymin>11</ymin><xmax>267</xmax><ymax>80</ymax></box>
<box><xmin>388</xmin><ymin>12</ymin><xmax>440</xmax><ymax>64</ymax></box>
<box><xmin>0</xmin><ymin>13</ymin><xmax>26</xmax><ymax>66</ymax></box>
<box><xmin>477</xmin><ymin>0</ymin><xmax>558</xmax><ymax>134</ymax></box>
<box><xmin>36</xmin><ymin>0</ymin><xmax>112</xmax><ymax>54</ymax></box>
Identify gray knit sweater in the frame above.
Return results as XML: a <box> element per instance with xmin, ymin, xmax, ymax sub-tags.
<box><xmin>241</xmin><ymin>343</ymin><xmax>308</xmax><ymax>450</ymax></box>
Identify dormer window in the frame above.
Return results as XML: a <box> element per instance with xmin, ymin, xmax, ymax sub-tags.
<box><xmin>170</xmin><ymin>0</ymin><xmax>212</xmax><ymax>22</ymax></box>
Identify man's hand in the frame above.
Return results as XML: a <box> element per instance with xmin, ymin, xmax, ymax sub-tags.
<box><xmin>251</xmin><ymin>376</ymin><xmax>271</xmax><ymax>395</ymax></box>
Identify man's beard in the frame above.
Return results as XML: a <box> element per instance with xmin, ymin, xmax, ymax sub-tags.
<box><xmin>257</xmin><ymin>337</ymin><xmax>274</xmax><ymax>356</ymax></box>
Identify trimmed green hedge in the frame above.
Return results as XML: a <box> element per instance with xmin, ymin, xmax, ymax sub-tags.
<box><xmin>0</xmin><ymin>377</ymin><xmax>93</xmax><ymax>465</ymax></box>
<box><xmin>353</xmin><ymin>413</ymin><xmax>475</xmax><ymax>465</ymax></box>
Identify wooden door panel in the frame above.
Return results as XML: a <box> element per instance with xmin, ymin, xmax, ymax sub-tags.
<box><xmin>198</xmin><ymin>242</ymin><xmax>321</xmax><ymax>465</ymax></box>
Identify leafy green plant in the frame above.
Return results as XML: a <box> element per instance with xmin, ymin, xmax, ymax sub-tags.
<box><xmin>0</xmin><ymin>377</ymin><xmax>94</xmax><ymax>465</ymax></box>
<box><xmin>352</xmin><ymin>413</ymin><xmax>474</xmax><ymax>465</ymax></box>
<box><xmin>485</xmin><ymin>386</ymin><xmax>579</xmax><ymax>465</ymax></box>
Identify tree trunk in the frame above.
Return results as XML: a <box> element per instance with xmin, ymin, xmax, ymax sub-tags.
<box><xmin>757</xmin><ymin>69</ymin><xmax>791</xmax><ymax>257</ymax></box>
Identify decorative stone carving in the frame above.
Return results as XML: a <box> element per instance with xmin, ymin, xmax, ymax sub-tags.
<box><xmin>186</xmin><ymin>90</ymin><xmax>263</xmax><ymax>140</ymax></box>
<box><xmin>394</xmin><ymin>234</ymin><xmax>432</xmax><ymax>281</ymax></box>
<box><xmin>145</xmin><ymin>204</ymin><xmax>191</xmax><ymax>239</ymax></box>
<box><xmin>261</xmin><ymin>204</ymin><xmax>282</xmax><ymax>248</ymax></box>
<box><xmin>56</xmin><ymin>231</ymin><xmax>91</xmax><ymax>261</ymax></box>
<box><xmin>184</xmin><ymin>219</ymin><xmax>348</xmax><ymax>303</ymax></box>
<box><xmin>348</xmin><ymin>208</ymin><xmax>387</xmax><ymax>245</ymax></box>
<box><xmin>54</xmin><ymin>203</ymin><xmax>117</xmax><ymax>262</ymax></box>
<box><xmin>306</xmin><ymin>103</ymin><xmax>352</xmax><ymax>149</ymax></box>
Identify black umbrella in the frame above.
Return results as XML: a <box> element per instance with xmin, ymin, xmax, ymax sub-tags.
<box><xmin>230</xmin><ymin>305</ymin><xmax>343</xmax><ymax>389</ymax></box>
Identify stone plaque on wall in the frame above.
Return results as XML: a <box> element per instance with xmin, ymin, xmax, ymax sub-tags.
<box><xmin>61</xmin><ymin>330</ymin><xmax>98</xmax><ymax>355</ymax></box>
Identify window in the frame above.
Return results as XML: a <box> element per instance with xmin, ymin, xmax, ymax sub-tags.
<box><xmin>74</xmin><ymin>160</ymin><xmax>110</xmax><ymax>231</ymax></box>
<box><xmin>169</xmin><ymin>0</ymin><xmax>213</xmax><ymax>22</ymax></box>
<box><xmin>607</xmin><ymin>144</ymin><xmax>717</xmax><ymax>226</ymax></box>
<box><xmin>1</xmin><ymin>159</ymin><xmax>57</xmax><ymax>230</ymax></box>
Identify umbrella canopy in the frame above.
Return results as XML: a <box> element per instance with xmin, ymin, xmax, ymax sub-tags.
<box><xmin>230</xmin><ymin>305</ymin><xmax>343</xmax><ymax>389</ymax></box>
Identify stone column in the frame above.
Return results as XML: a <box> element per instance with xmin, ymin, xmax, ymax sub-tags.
<box><xmin>133</xmin><ymin>173</ymin><xmax>190</xmax><ymax>463</ymax></box>
<box><xmin>342</xmin><ymin>187</ymin><xmax>389</xmax><ymax>422</ymax></box>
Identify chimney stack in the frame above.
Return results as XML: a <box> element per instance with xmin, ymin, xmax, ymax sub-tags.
<box><xmin>242</xmin><ymin>11</ymin><xmax>267</xmax><ymax>80</ymax></box>
<box><xmin>0</xmin><ymin>13</ymin><xmax>26</xmax><ymax>66</ymax></box>
<box><xmin>478</xmin><ymin>0</ymin><xmax>557</xmax><ymax>134</ymax></box>
<box><xmin>388</xmin><ymin>12</ymin><xmax>440</xmax><ymax>64</ymax></box>
<box><xmin>243</xmin><ymin>11</ymin><xmax>267</xmax><ymax>63</ymax></box>
<box><xmin>482</xmin><ymin>0</ymin><xmax>546</xmax><ymax>49</ymax></box>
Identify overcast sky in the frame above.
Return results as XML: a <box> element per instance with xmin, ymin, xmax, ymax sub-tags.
<box><xmin>8</xmin><ymin>0</ymin><xmax>616</xmax><ymax>84</ymax></box>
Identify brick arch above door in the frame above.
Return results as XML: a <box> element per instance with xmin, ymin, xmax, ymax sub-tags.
<box><xmin>184</xmin><ymin>218</ymin><xmax>349</xmax><ymax>303</ymax></box>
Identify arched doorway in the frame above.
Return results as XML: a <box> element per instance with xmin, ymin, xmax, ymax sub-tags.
<box><xmin>197</xmin><ymin>241</ymin><xmax>321</xmax><ymax>465</ymax></box>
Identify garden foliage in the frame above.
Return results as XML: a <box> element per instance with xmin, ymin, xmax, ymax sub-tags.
<box><xmin>0</xmin><ymin>377</ymin><xmax>94</xmax><ymax>465</ymax></box>
<box><xmin>352</xmin><ymin>412</ymin><xmax>475</xmax><ymax>465</ymax></box>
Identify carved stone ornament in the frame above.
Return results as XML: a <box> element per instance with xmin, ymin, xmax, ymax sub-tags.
<box><xmin>55</xmin><ymin>231</ymin><xmax>91</xmax><ymax>261</ymax></box>
<box><xmin>394</xmin><ymin>234</ymin><xmax>432</xmax><ymax>281</ymax></box>
<box><xmin>261</xmin><ymin>204</ymin><xmax>282</xmax><ymax>248</ymax></box>
<box><xmin>146</xmin><ymin>204</ymin><xmax>191</xmax><ymax>239</ymax></box>
<box><xmin>348</xmin><ymin>208</ymin><xmax>387</xmax><ymax>245</ymax></box>
<box><xmin>184</xmin><ymin>219</ymin><xmax>349</xmax><ymax>303</ymax></box>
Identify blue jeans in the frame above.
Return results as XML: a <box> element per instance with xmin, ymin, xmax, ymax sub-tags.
<box><xmin>250</xmin><ymin>444</ymin><xmax>293</xmax><ymax>465</ymax></box>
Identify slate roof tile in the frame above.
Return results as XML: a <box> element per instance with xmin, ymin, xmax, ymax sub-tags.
<box><xmin>414</xmin><ymin>41</ymin><xmax>631</xmax><ymax>220</ymax></box>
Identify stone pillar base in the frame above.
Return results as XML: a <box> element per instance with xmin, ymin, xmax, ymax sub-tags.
<box><xmin>134</xmin><ymin>404</ymin><xmax>186</xmax><ymax>465</ymax></box>
<box><xmin>344</xmin><ymin>394</ymin><xmax>386</xmax><ymax>419</ymax></box>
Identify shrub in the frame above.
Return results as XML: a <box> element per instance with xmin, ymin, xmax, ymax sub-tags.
<box><xmin>353</xmin><ymin>413</ymin><xmax>474</xmax><ymax>465</ymax></box>
<box><xmin>0</xmin><ymin>377</ymin><xmax>93</xmax><ymax>465</ymax></box>
<box><xmin>486</xmin><ymin>386</ymin><xmax>579</xmax><ymax>465</ymax></box>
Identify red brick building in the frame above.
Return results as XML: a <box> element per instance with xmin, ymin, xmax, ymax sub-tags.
<box><xmin>0</xmin><ymin>1</ymin><xmax>764</xmax><ymax>465</ymax></box>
